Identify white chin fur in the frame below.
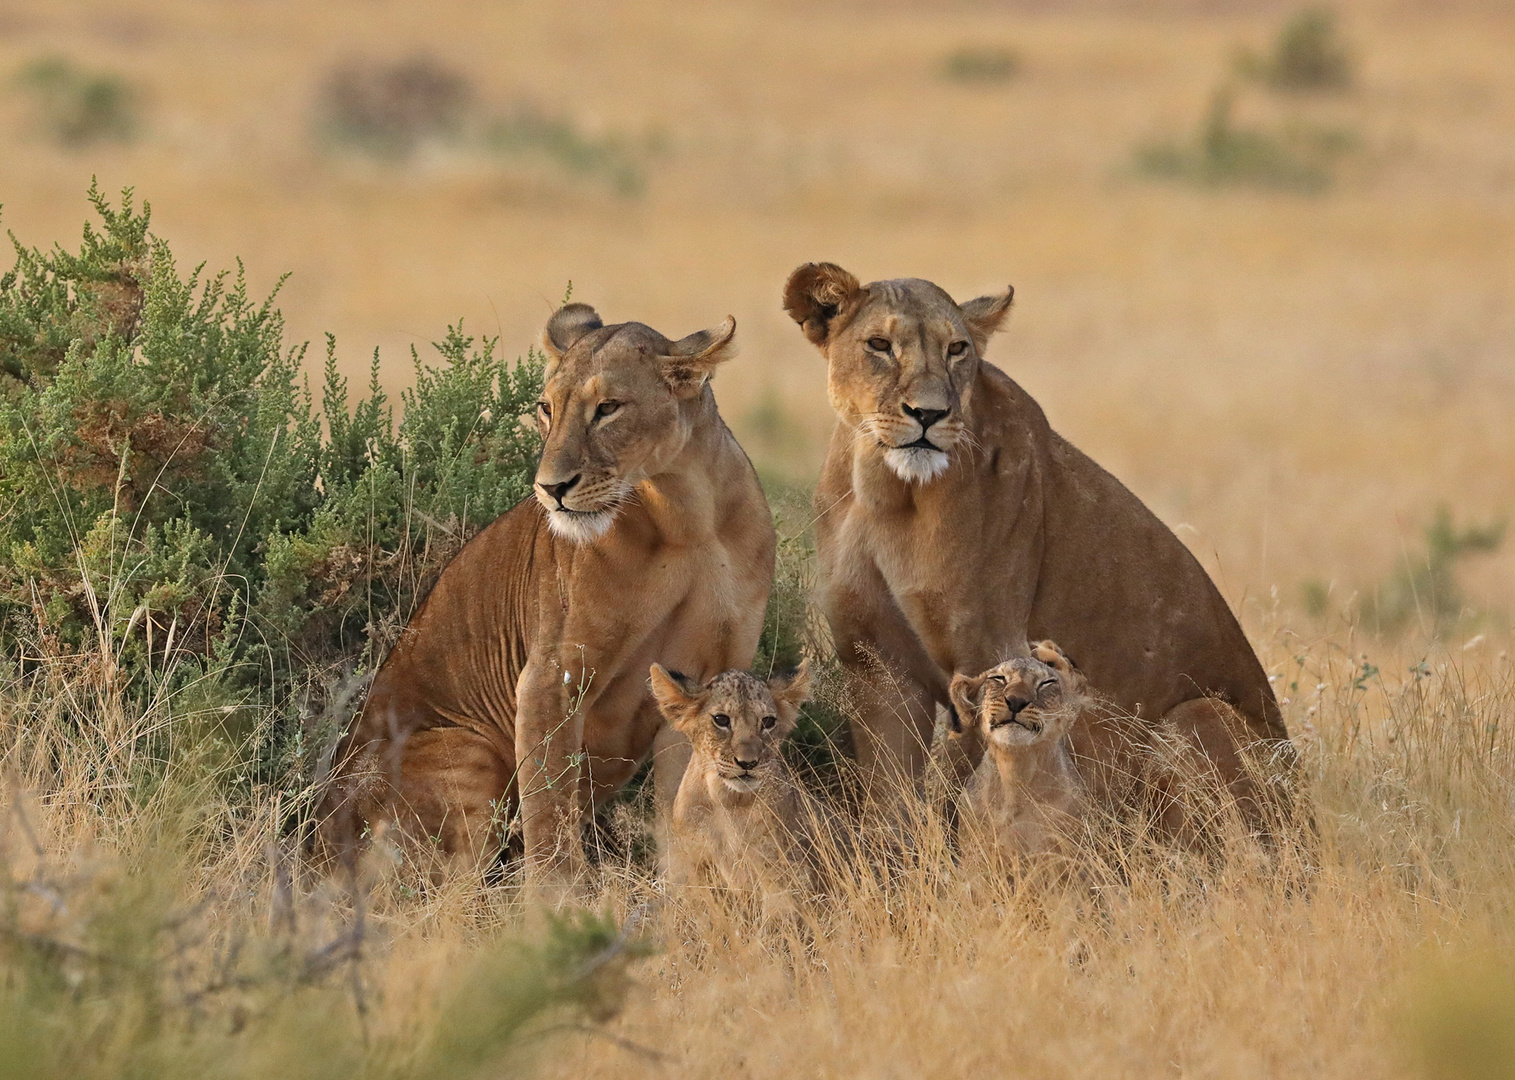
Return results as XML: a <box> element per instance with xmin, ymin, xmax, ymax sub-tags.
<box><xmin>722</xmin><ymin>775</ymin><xmax>761</xmax><ymax>794</ymax></box>
<box><xmin>989</xmin><ymin>724</ymin><xmax>1041</xmax><ymax>749</ymax></box>
<box><xmin>545</xmin><ymin>507</ymin><xmax>617</xmax><ymax>544</ymax></box>
<box><xmin>884</xmin><ymin>446</ymin><xmax>950</xmax><ymax>484</ymax></box>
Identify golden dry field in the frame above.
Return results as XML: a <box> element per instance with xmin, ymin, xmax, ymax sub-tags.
<box><xmin>2</xmin><ymin>0</ymin><xmax>1514</xmax><ymax>1077</ymax></box>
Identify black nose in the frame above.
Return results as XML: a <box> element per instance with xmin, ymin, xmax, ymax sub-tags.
<box><xmin>735</xmin><ymin>757</ymin><xmax>759</xmax><ymax>772</ymax></box>
<box><xmin>540</xmin><ymin>475</ymin><xmax>581</xmax><ymax>507</ymax></box>
<box><xmin>902</xmin><ymin>404</ymin><xmax>948</xmax><ymax>432</ymax></box>
<box><xmin>1004</xmin><ymin>696</ymin><xmax>1031</xmax><ymax>718</ymax></box>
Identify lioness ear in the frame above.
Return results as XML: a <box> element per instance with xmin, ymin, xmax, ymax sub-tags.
<box><xmin>543</xmin><ymin>303</ymin><xmax>604</xmax><ymax>358</ymax></box>
<box><xmin>649</xmin><ymin>664</ymin><xmax>700</xmax><ymax>724</ymax></box>
<box><xmin>660</xmin><ymin>316</ymin><xmax>737</xmax><ymax>396</ymax></box>
<box><xmin>959</xmin><ymin>285</ymin><xmax>1014</xmax><ymax>353</ymax></box>
<box><xmin>948</xmin><ymin>672</ymin><xmax>988</xmax><ymax>735</ymax></box>
<box><xmin>783</xmin><ymin>262</ymin><xmax>863</xmax><ymax>348</ymax></box>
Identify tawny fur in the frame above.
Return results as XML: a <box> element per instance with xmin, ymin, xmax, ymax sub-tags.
<box><xmin>649</xmin><ymin>663</ymin><xmax>819</xmax><ymax>916</ymax></box>
<box><xmin>319</xmin><ymin>304</ymin><xmax>775</xmax><ymax>894</ymax></box>
<box><xmin>950</xmin><ymin>642</ymin><xmax>1091</xmax><ymax>867</ymax></box>
<box><xmin>783</xmin><ymin>263</ymin><xmax>1292</xmax><ymax>822</ymax></box>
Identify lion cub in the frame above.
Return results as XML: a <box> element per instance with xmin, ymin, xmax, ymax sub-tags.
<box><xmin>949</xmin><ymin>641</ymin><xmax>1091</xmax><ymax>870</ymax></box>
<box><xmin>649</xmin><ymin>662</ymin><xmax>815</xmax><ymax>911</ymax></box>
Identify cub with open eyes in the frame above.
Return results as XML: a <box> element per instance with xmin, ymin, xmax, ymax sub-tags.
<box><xmin>648</xmin><ymin>662</ymin><xmax>819</xmax><ymax>910</ymax></box>
<box><xmin>949</xmin><ymin>640</ymin><xmax>1092</xmax><ymax>868</ymax></box>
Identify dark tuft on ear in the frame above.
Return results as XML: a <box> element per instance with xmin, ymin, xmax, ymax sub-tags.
<box><xmin>660</xmin><ymin>316</ymin><xmax>737</xmax><ymax>395</ymax></box>
<box><xmin>959</xmin><ymin>286</ymin><xmax>1014</xmax><ymax>353</ymax></box>
<box><xmin>783</xmin><ymin>262</ymin><xmax>863</xmax><ymax>347</ymax></box>
<box><xmin>948</xmin><ymin>672</ymin><xmax>988</xmax><ymax>736</ymax></box>
<box><xmin>543</xmin><ymin>302</ymin><xmax>604</xmax><ymax>357</ymax></box>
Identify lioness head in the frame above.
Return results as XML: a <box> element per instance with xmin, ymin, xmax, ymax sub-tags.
<box><xmin>532</xmin><ymin>303</ymin><xmax>738</xmax><ymax>543</ymax></box>
<box><xmin>648</xmin><ymin>663</ymin><xmax>811</xmax><ymax>794</ymax></box>
<box><xmin>783</xmin><ymin>263</ymin><xmax>1014</xmax><ymax>484</ymax></box>
<box><xmin>949</xmin><ymin>641</ymin><xmax>1084</xmax><ymax>750</ymax></box>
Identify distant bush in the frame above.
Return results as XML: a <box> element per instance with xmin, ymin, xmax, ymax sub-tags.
<box><xmin>484</xmin><ymin>103</ymin><xmax>645</xmax><ymax>197</ymax></box>
<box><xmin>939</xmin><ymin>47</ymin><xmax>1020</xmax><ymax>85</ymax></box>
<box><xmin>1237</xmin><ymin>7</ymin><xmax>1353</xmax><ymax>93</ymax></box>
<box><xmin>315</xmin><ymin>56</ymin><xmax>647</xmax><ymax>194</ymax></box>
<box><xmin>0</xmin><ymin>185</ymin><xmax>543</xmax><ymax>788</ymax></box>
<box><xmin>14</xmin><ymin>56</ymin><xmax>140</xmax><ymax>147</ymax></box>
<box><xmin>1361</xmin><ymin>506</ymin><xmax>1505</xmax><ymax>638</ymax></box>
<box><xmin>1134</xmin><ymin>86</ymin><xmax>1354</xmax><ymax>193</ymax></box>
<box><xmin>318</xmin><ymin>55</ymin><xmax>474</xmax><ymax>161</ymax></box>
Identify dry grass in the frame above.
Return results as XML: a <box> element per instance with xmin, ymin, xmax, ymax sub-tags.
<box><xmin>3</xmin><ymin>0</ymin><xmax>1514</xmax><ymax>1076</ymax></box>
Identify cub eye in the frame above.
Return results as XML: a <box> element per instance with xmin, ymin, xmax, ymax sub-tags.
<box><xmin>594</xmin><ymin>400</ymin><xmax>621</xmax><ymax>420</ymax></box>
<box><xmin>1039</xmin><ymin>677</ymin><xmax>1058</xmax><ymax>690</ymax></box>
<box><xmin>866</xmin><ymin>337</ymin><xmax>892</xmax><ymax>353</ymax></box>
<box><xmin>536</xmin><ymin>400</ymin><xmax>552</xmax><ymax>420</ymax></box>
<box><xmin>947</xmin><ymin>340</ymin><xmax>969</xmax><ymax>357</ymax></box>
<box><xmin>761</xmin><ymin>715</ymin><xmax>777</xmax><ymax>731</ymax></box>
<box><xmin>711</xmin><ymin>713</ymin><xmax>731</xmax><ymax>729</ymax></box>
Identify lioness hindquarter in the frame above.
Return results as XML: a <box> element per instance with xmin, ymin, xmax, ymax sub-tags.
<box><xmin>318</xmin><ymin>303</ymin><xmax>775</xmax><ymax>897</ymax></box>
<box><xmin>950</xmin><ymin>646</ymin><xmax>1089</xmax><ymax>866</ymax></box>
<box><xmin>649</xmin><ymin>663</ymin><xmax>813</xmax><ymax>910</ymax></box>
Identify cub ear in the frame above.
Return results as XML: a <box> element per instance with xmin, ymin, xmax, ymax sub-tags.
<box><xmin>783</xmin><ymin>262</ymin><xmax>863</xmax><ymax>348</ymax></box>
<box><xmin>649</xmin><ymin>664</ymin><xmax>702</xmax><ymax>727</ymax></box>
<box><xmin>543</xmin><ymin>303</ymin><xmax>604</xmax><ymax>358</ymax></box>
<box><xmin>767</xmin><ymin>660</ymin><xmax>811</xmax><ymax>740</ymax></box>
<box><xmin>948</xmin><ymin>672</ymin><xmax>988</xmax><ymax>736</ymax></box>
<box><xmin>959</xmin><ymin>286</ymin><xmax>1014</xmax><ymax>354</ymax></box>
<box><xmin>1030</xmin><ymin>639</ymin><xmax>1077</xmax><ymax>680</ymax></box>
<box><xmin>660</xmin><ymin>316</ymin><xmax>737</xmax><ymax>396</ymax></box>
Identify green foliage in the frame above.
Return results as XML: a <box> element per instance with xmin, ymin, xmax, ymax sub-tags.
<box><xmin>1362</xmin><ymin>506</ymin><xmax>1505</xmax><ymax>637</ymax></box>
<box><xmin>0</xmin><ymin>185</ymin><xmax>543</xmax><ymax>790</ymax></box>
<box><xmin>939</xmin><ymin>47</ymin><xmax>1020</xmax><ymax>85</ymax></box>
<box><xmin>1238</xmin><ymin>7</ymin><xmax>1353</xmax><ymax>92</ymax></box>
<box><xmin>1134</xmin><ymin>86</ymin><xmax>1354</xmax><ymax>193</ymax></box>
<box><xmin>15</xmin><ymin>56</ymin><xmax>140</xmax><ymax>147</ymax></box>
<box><xmin>484</xmin><ymin>106</ymin><xmax>646</xmax><ymax>197</ymax></box>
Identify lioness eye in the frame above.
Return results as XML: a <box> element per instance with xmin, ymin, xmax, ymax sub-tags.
<box><xmin>761</xmin><ymin>715</ymin><xmax>777</xmax><ymax>731</ymax></box>
<box><xmin>711</xmin><ymin>713</ymin><xmax>731</xmax><ymax>729</ymax></box>
<box><xmin>594</xmin><ymin>400</ymin><xmax>621</xmax><ymax>420</ymax></box>
<box><xmin>866</xmin><ymin>337</ymin><xmax>892</xmax><ymax>353</ymax></box>
<box><xmin>537</xmin><ymin>400</ymin><xmax>551</xmax><ymax>419</ymax></box>
<box><xmin>947</xmin><ymin>340</ymin><xmax>969</xmax><ymax>357</ymax></box>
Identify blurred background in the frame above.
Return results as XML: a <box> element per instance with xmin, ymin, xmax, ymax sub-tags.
<box><xmin>1</xmin><ymin>0</ymin><xmax>1511</xmax><ymax>639</ymax></box>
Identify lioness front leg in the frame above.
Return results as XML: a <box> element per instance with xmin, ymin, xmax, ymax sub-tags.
<box><xmin>515</xmin><ymin>657</ymin><xmax>591</xmax><ymax>903</ymax></box>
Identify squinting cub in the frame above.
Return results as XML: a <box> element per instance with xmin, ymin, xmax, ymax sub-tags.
<box><xmin>649</xmin><ymin>662</ymin><xmax>816</xmax><ymax>913</ymax></box>
<box><xmin>949</xmin><ymin>641</ymin><xmax>1090</xmax><ymax>871</ymax></box>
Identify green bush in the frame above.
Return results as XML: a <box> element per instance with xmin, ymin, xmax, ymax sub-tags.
<box><xmin>15</xmin><ymin>56</ymin><xmax>140</xmax><ymax>147</ymax></box>
<box><xmin>1237</xmin><ymin>7</ymin><xmax>1353</xmax><ymax>93</ymax></box>
<box><xmin>938</xmin><ymin>47</ymin><xmax>1020</xmax><ymax>85</ymax></box>
<box><xmin>0</xmin><ymin>185</ymin><xmax>543</xmax><ymax>790</ymax></box>
<box><xmin>1134</xmin><ymin>86</ymin><xmax>1354</xmax><ymax>193</ymax></box>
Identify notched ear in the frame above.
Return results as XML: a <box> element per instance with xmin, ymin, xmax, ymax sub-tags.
<box><xmin>783</xmin><ymin>262</ymin><xmax>862</xmax><ymax>348</ymax></box>
<box><xmin>543</xmin><ymin>302</ymin><xmax>604</xmax><ymax>358</ymax></box>
<box><xmin>660</xmin><ymin>315</ymin><xmax>737</xmax><ymax>396</ymax></box>
<box><xmin>959</xmin><ymin>285</ymin><xmax>1014</xmax><ymax>353</ymax></box>
<box><xmin>948</xmin><ymin>672</ymin><xmax>988</xmax><ymax>736</ymax></box>
<box><xmin>649</xmin><ymin>664</ymin><xmax>703</xmax><ymax>728</ymax></box>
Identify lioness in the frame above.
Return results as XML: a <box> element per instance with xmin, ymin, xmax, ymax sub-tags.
<box><xmin>648</xmin><ymin>662</ymin><xmax>819</xmax><ymax>913</ymax></box>
<box><xmin>320</xmin><ymin>303</ymin><xmax>776</xmax><ymax>893</ymax></box>
<box><xmin>949</xmin><ymin>641</ymin><xmax>1090</xmax><ymax>867</ymax></box>
<box><xmin>783</xmin><ymin>263</ymin><xmax>1290</xmax><ymax>820</ymax></box>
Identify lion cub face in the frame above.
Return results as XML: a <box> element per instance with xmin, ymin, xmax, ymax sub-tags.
<box><xmin>783</xmin><ymin>263</ymin><xmax>1014</xmax><ymax>485</ymax></box>
<box><xmin>950</xmin><ymin>641</ymin><xmax>1086</xmax><ymax>750</ymax></box>
<box><xmin>532</xmin><ymin>303</ymin><xmax>738</xmax><ymax>543</ymax></box>
<box><xmin>649</xmin><ymin>663</ymin><xmax>810</xmax><ymax>794</ymax></box>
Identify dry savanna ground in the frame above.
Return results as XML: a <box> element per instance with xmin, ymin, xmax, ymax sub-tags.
<box><xmin>1</xmin><ymin>0</ymin><xmax>1513</xmax><ymax>1077</ymax></box>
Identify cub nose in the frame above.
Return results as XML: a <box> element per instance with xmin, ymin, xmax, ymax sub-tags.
<box><xmin>902</xmin><ymin>404</ymin><xmax>948</xmax><ymax>432</ymax></box>
<box><xmin>1004</xmin><ymin>696</ymin><xmax>1031</xmax><ymax>718</ymax></box>
<box><xmin>539</xmin><ymin>475</ymin><xmax>581</xmax><ymax>507</ymax></box>
<box><xmin>734</xmin><ymin>757</ymin><xmax>759</xmax><ymax>772</ymax></box>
